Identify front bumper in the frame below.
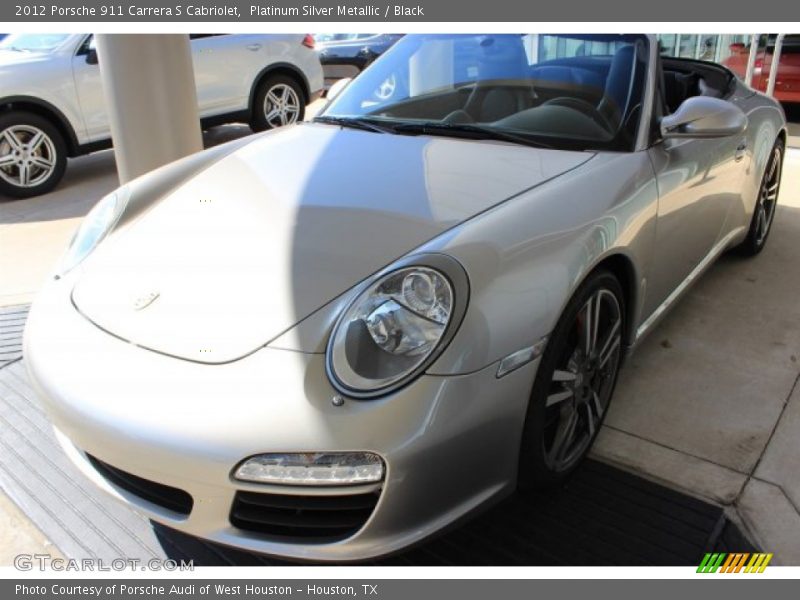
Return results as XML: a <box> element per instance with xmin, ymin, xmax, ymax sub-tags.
<box><xmin>24</xmin><ymin>276</ymin><xmax>539</xmax><ymax>561</ymax></box>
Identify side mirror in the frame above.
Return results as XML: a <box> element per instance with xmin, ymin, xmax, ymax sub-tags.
<box><xmin>85</xmin><ymin>48</ymin><xmax>98</xmax><ymax>65</ymax></box>
<box><xmin>326</xmin><ymin>77</ymin><xmax>352</xmax><ymax>102</ymax></box>
<box><xmin>661</xmin><ymin>96</ymin><xmax>747</xmax><ymax>139</ymax></box>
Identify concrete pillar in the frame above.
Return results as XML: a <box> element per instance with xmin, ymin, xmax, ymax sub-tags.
<box><xmin>95</xmin><ymin>34</ymin><xmax>203</xmax><ymax>184</ymax></box>
<box><xmin>766</xmin><ymin>34</ymin><xmax>786</xmax><ymax>98</ymax></box>
<box><xmin>744</xmin><ymin>34</ymin><xmax>759</xmax><ymax>87</ymax></box>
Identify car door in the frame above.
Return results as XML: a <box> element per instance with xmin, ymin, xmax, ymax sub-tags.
<box><xmin>190</xmin><ymin>34</ymin><xmax>258</xmax><ymax>117</ymax></box>
<box><xmin>643</xmin><ymin>85</ymin><xmax>746</xmax><ymax>317</ymax></box>
<box><xmin>71</xmin><ymin>35</ymin><xmax>110</xmax><ymax>142</ymax></box>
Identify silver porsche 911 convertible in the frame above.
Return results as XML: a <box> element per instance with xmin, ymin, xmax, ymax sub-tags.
<box><xmin>26</xmin><ymin>34</ymin><xmax>786</xmax><ymax>561</ymax></box>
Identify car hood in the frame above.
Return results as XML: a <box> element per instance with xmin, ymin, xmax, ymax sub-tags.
<box><xmin>73</xmin><ymin>123</ymin><xmax>593</xmax><ymax>363</ymax></box>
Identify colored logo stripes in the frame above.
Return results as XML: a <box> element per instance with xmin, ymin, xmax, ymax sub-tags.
<box><xmin>697</xmin><ymin>552</ymin><xmax>773</xmax><ymax>573</ymax></box>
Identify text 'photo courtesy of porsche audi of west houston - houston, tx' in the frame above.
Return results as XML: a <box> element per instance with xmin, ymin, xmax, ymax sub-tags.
<box><xmin>25</xmin><ymin>34</ymin><xmax>786</xmax><ymax>562</ymax></box>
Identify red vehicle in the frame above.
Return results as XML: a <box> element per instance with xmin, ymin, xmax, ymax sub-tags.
<box><xmin>723</xmin><ymin>34</ymin><xmax>800</xmax><ymax>104</ymax></box>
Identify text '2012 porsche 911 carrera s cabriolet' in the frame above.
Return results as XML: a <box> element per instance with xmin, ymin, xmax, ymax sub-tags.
<box><xmin>26</xmin><ymin>34</ymin><xmax>786</xmax><ymax>561</ymax></box>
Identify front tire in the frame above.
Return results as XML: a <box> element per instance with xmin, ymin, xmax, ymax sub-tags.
<box><xmin>0</xmin><ymin>111</ymin><xmax>67</xmax><ymax>198</ymax></box>
<box><xmin>250</xmin><ymin>75</ymin><xmax>305</xmax><ymax>132</ymax></box>
<box><xmin>517</xmin><ymin>270</ymin><xmax>625</xmax><ymax>490</ymax></box>
<box><xmin>737</xmin><ymin>138</ymin><xmax>784</xmax><ymax>256</ymax></box>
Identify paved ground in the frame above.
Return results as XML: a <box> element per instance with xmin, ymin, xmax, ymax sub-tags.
<box><xmin>1</xmin><ymin>103</ymin><xmax>799</xmax><ymax>564</ymax></box>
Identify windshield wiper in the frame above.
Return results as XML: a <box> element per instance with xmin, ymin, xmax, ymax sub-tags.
<box><xmin>313</xmin><ymin>115</ymin><xmax>395</xmax><ymax>134</ymax></box>
<box><xmin>392</xmin><ymin>121</ymin><xmax>553</xmax><ymax>149</ymax></box>
<box><xmin>315</xmin><ymin>117</ymin><xmax>556</xmax><ymax>149</ymax></box>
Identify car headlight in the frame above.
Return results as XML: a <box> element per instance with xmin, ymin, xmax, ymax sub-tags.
<box><xmin>234</xmin><ymin>452</ymin><xmax>384</xmax><ymax>486</ymax></box>
<box><xmin>58</xmin><ymin>189</ymin><xmax>128</xmax><ymax>276</ymax></box>
<box><xmin>326</xmin><ymin>255</ymin><xmax>468</xmax><ymax>398</ymax></box>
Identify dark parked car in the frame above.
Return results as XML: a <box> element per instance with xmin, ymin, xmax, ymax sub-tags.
<box><xmin>316</xmin><ymin>33</ymin><xmax>404</xmax><ymax>88</ymax></box>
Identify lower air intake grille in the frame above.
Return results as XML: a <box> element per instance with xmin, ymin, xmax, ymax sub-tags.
<box><xmin>230</xmin><ymin>490</ymin><xmax>380</xmax><ymax>542</ymax></box>
<box><xmin>87</xmin><ymin>454</ymin><xmax>194</xmax><ymax>516</ymax></box>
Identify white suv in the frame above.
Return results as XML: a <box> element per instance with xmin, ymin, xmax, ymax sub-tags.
<box><xmin>0</xmin><ymin>33</ymin><xmax>323</xmax><ymax>198</ymax></box>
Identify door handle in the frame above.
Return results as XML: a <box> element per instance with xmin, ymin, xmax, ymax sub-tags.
<box><xmin>735</xmin><ymin>140</ymin><xmax>747</xmax><ymax>162</ymax></box>
<box><xmin>246</xmin><ymin>43</ymin><xmax>262</xmax><ymax>52</ymax></box>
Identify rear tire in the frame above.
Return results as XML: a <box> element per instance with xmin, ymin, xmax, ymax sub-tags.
<box><xmin>517</xmin><ymin>270</ymin><xmax>626</xmax><ymax>490</ymax></box>
<box><xmin>737</xmin><ymin>138</ymin><xmax>784</xmax><ymax>256</ymax></box>
<box><xmin>250</xmin><ymin>75</ymin><xmax>305</xmax><ymax>132</ymax></box>
<box><xmin>0</xmin><ymin>111</ymin><xmax>67</xmax><ymax>199</ymax></box>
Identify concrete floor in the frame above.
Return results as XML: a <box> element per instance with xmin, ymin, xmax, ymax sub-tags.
<box><xmin>0</xmin><ymin>491</ymin><xmax>62</xmax><ymax>565</ymax></box>
<box><xmin>1</xmin><ymin>108</ymin><xmax>799</xmax><ymax>563</ymax></box>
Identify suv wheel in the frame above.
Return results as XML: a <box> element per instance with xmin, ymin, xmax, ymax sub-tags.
<box><xmin>250</xmin><ymin>75</ymin><xmax>305</xmax><ymax>132</ymax></box>
<box><xmin>0</xmin><ymin>111</ymin><xmax>67</xmax><ymax>199</ymax></box>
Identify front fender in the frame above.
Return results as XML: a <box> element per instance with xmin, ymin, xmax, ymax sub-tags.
<box><xmin>426</xmin><ymin>151</ymin><xmax>659</xmax><ymax>375</ymax></box>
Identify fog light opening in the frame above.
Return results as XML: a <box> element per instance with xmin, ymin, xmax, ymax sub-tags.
<box><xmin>233</xmin><ymin>452</ymin><xmax>384</xmax><ymax>486</ymax></box>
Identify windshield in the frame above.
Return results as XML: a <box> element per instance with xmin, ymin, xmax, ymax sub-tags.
<box><xmin>323</xmin><ymin>34</ymin><xmax>649</xmax><ymax>151</ymax></box>
<box><xmin>0</xmin><ymin>34</ymin><xmax>71</xmax><ymax>52</ymax></box>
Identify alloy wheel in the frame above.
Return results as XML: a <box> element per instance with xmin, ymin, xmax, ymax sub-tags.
<box><xmin>263</xmin><ymin>83</ymin><xmax>301</xmax><ymax>128</ymax></box>
<box><xmin>0</xmin><ymin>125</ymin><xmax>57</xmax><ymax>189</ymax></box>
<box><xmin>755</xmin><ymin>146</ymin><xmax>782</xmax><ymax>247</ymax></box>
<box><xmin>543</xmin><ymin>288</ymin><xmax>623</xmax><ymax>472</ymax></box>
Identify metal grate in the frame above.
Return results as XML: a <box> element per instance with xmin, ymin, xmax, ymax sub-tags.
<box><xmin>230</xmin><ymin>490</ymin><xmax>380</xmax><ymax>543</ymax></box>
<box><xmin>0</xmin><ymin>305</ymin><xmax>29</xmax><ymax>368</ymax></box>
